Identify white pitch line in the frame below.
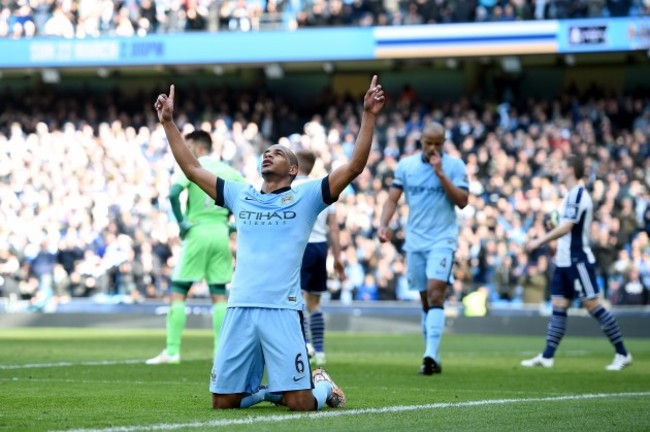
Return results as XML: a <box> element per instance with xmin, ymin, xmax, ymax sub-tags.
<box><xmin>0</xmin><ymin>358</ymin><xmax>212</xmax><ymax>370</ymax></box>
<box><xmin>0</xmin><ymin>360</ymin><xmax>145</xmax><ymax>370</ymax></box>
<box><xmin>2</xmin><ymin>378</ymin><xmax>188</xmax><ymax>386</ymax></box>
<box><xmin>53</xmin><ymin>392</ymin><xmax>650</xmax><ymax>432</ymax></box>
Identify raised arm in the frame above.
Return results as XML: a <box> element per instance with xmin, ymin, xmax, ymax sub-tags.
<box><xmin>328</xmin><ymin>75</ymin><xmax>385</xmax><ymax>199</ymax></box>
<box><xmin>155</xmin><ymin>85</ymin><xmax>217</xmax><ymax>200</ymax></box>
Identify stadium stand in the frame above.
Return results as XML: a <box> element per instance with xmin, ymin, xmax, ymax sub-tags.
<box><xmin>0</xmin><ymin>2</ymin><xmax>649</xmax><ymax>317</ymax></box>
<box><xmin>0</xmin><ymin>0</ymin><xmax>647</xmax><ymax>39</ymax></box>
<box><xmin>0</xmin><ymin>79</ymin><xmax>649</xmax><ymax>312</ymax></box>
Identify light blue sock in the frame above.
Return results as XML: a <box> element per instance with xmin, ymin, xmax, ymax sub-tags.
<box><xmin>425</xmin><ymin>307</ymin><xmax>445</xmax><ymax>362</ymax></box>
<box><xmin>312</xmin><ymin>380</ymin><xmax>331</xmax><ymax>410</ymax></box>
<box><xmin>264</xmin><ymin>391</ymin><xmax>284</xmax><ymax>405</ymax></box>
<box><xmin>421</xmin><ymin>310</ymin><xmax>428</xmax><ymax>345</ymax></box>
<box><xmin>240</xmin><ymin>389</ymin><xmax>268</xmax><ymax>408</ymax></box>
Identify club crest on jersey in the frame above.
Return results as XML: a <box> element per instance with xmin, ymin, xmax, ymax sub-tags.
<box><xmin>281</xmin><ymin>194</ymin><xmax>295</xmax><ymax>205</ymax></box>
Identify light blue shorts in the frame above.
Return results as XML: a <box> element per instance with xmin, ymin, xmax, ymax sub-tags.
<box><xmin>407</xmin><ymin>249</ymin><xmax>455</xmax><ymax>292</ymax></box>
<box><xmin>209</xmin><ymin>307</ymin><xmax>312</xmax><ymax>394</ymax></box>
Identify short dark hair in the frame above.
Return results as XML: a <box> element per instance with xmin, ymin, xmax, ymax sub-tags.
<box><xmin>285</xmin><ymin>148</ymin><xmax>299</xmax><ymax>169</ymax></box>
<box><xmin>296</xmin><ymin>149</ymin><xmax>316</xmax><ymax>175</ymax></box>
<box><xmin>184</xmin><ymin>130</ymin><xmax>212</xmax><ymax>153</ymax></box>
<box><xmin>565</xmin><ymin>154</ymin><xmax>584</xmax><ymax>179</ymax></box>
<box><xmin>285</xmin><ymin>148</ymin><xmax>299</xmax><ymax>181</ymax></box>
<box><xmin>424</xmin><ymin>121</ymin><xmax>445</xmax><ymax>137</ymax></box>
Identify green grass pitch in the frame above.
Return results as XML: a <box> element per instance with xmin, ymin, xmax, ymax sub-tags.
<box><xmin>1</xmin><ymin>328</ymin><xmax>648</xmax><ymax>432</ymax></box>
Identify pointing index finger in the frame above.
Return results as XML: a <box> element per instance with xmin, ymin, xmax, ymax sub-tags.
<box><xmin>369</xmin><ymin>75</ymin><xmax>377</xmax><ymax>90</ymax></box>
<box><xmin>169</xmin><ymin>84</ymin><xmax>175</xmax><ymax>100</ymax></box>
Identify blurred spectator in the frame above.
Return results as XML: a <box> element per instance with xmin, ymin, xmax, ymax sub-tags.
<box><xmin>593</xmin><ymin>230</ymin><xmax>619</xmax><ymax>297</ymax></box>
<box><xmin>185</xmin><ymin>0</ymin><xmax>208</xmax><ymax>31</ymax></box>
<box><xmin>42</xmin><ymin>3</ymin><xmax>74</xmax><ymax>38</ymax></box>
<box><xmin>134</xmin><ymin>240</ymin><xmax>166</xmax><ymax>298</ymax></box>
<box><xmin>355</xmin><ymin>273</ymin><xmax>379</xmax><ymax>301</ymax></box>
<box><xmin>520</xmin><ymin>258</ymin><xmax>548</xmax><ymax>305</ymax></box>
<box><xmin>52</xmin><ymin>263</ymin><xmax>71</xmax><ymax>303</ymax></box>
<box><xmin>0</xmin><ymin>244</ymin><xmax>21</xmax><ymax>299</ymax></box>
<box><xmin>618</xmin><ymin>266</ymin><xmax>647</xmax><ymax>305</ymax></box>
<box><xmin>607</xmin><ymin>0</ymin><xmax>631</xmax><ymax>17</ymax></box>
<box><xmin>618</xmin><ymin>198</ymin><xmax>639</xmax><ymax>246</ymax></box>
<box><xmin>28</xmin><ymin>239</ymin><xmax>57</xmax><ymax>297</ymax></box>
<box><xmin>57</xmin><ymin>236</ymin><xmax>84</xmax><ymax>279</ymax></box>
<box><xmin>225</xmin><ymin>0</ymin><xmax>254</xmax><ymax>31</ymax></box>
<box><xmin>494</xmin><ymin>254</ymin><xmax>517</xmax><ymax>301</ymax></box>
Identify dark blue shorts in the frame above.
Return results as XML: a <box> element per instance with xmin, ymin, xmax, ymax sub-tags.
<box><xmin>301</xmin><ymin>242</ymin><xmax>328</xmax><ymax>294</ymax></box>
<box><xmin>551</xmin><ymin>261</ymin><xmax>599</xmax><ymax>300</ymax></box>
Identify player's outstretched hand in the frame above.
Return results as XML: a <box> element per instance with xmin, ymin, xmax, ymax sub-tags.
<box><xmin>364</xmin><ymin>75</ymin><xmax>385</xmax><ymax>115</ymax></box>
<box><xmin>154</xmin><ymin>84</ymin><xmax>175</xmax><ymax>124</ymax></box>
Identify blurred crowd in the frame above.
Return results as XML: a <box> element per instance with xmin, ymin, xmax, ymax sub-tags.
<box><xmin>1</xmin><ymin>0</ymin><xmax>649</xmax><ymax>39</ymax></box>
<box><xmin>0</xmin><ymin>79</ymin><xmax>649</xmax><ymax>312</ymax></box>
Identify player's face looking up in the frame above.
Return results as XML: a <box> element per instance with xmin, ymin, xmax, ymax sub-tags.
<box><xmin>261</xmin><ymin>145</ymin><xmax>298</xmax><ymax>177</ymax></box>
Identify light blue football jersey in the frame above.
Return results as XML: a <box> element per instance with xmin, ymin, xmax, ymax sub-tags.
<box><xmin>217</xmin><ymin>177</ymin><xmax>330</xmax><ymax>310</ymax></box>
<box><xmin>392</xmin><ymin>153</ymin><xmax>468</xmax><ymax>252</ymax></box>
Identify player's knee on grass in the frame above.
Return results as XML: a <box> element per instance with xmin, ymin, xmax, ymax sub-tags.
<box><xmin>212</xmin><ymin>393</ymin><xmax>244</xmax><ymax>409</ymax></box>
<box><xmin>283</xmin><ymin>390</ymin><xmax>317</xmax><ymax>411</ymax></box>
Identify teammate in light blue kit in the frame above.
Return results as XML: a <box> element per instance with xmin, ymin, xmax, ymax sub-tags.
<box><xmin>521</xmin><ymin>155</ymin><xmax>632</xmax><ymax>371</ymax></box>
<box><xmin>154</xmin><ymin>76</ymin><xmax>385</xmax><ymax>411</ymax></box>
<box><xmin>378</xmin><ymin>122</ymin><xmax>469</xmax><ymax>375</ymax></box>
